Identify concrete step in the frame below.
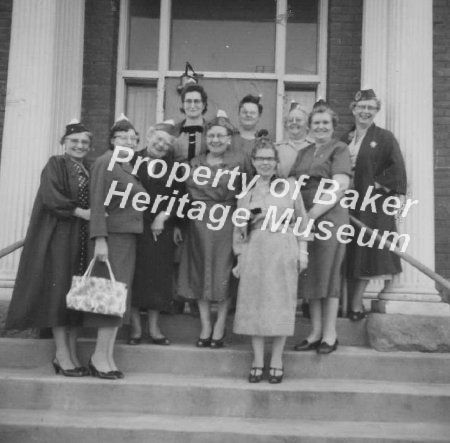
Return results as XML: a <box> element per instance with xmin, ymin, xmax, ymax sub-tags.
<box><xmin>1</xmin><ymin>410</ymin><xmax>449</xmax><ymax>443</ymax></box>
<box><xmin>1</xmin><ymin>338</ymin><xmax>450</xmax><ymax>383</ymax></box>
<box><xmin>1</xmin><ymin>369</ymin><xmax>450</xmax><ymax>422</ymax></box>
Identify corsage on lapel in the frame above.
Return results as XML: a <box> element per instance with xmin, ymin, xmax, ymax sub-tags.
<box><xmin>348</xmin><ymin>130</ymin><xmax>355</xmax><ymax>143</ymax></box>
<box><xmin>370</xmin><ymin>141</ymin><xmax>377</xmax><ymax>149</ymax></box>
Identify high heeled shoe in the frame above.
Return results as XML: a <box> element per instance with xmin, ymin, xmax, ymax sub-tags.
<box><xmin>196</xmin><ymin>336</ymin><xmax>211</xmax><ymax>348</ymax></box>
<box><xmin>317</xmin><ymin>339</ymin><xmax>339</xmax><ymax>354</ymax></box>
<box><xmin>88</xmin><ymin>359</ymin><xmax>118</xmax><ymax>380</ymax></box>
<box><xmin>210</xmin><ymin>331</ymin><xmax>226</xmax><ymax>349</ymax></box>
<box><xmin>294</xmin><ymin>338</ymin><xmax>322</xmax><ymax>351</ymax></box>
<box><xmin>248</xmin><ymin>367</ymin><xmax>264</xmax><ymax>383</ymax></box>
<box><xmin>149</xmin><ymin>335</ymin><xmax>171</xmax><ymax>346</ymax></box>
<box><xmin>268</xmin><ymin>367</ymin><xmax>284</xmax><ymax>384</ymax></box>
<box><xmin>52</xmin><ymin>358</ymin><xmax>83</xmax><ymax>377</ymax></box>
<box><xmin>75</xmin><ymin>366</ymin><xmax>90</xmax><ymax>377</ymax></box>
<box><xmin>110</xmin><ymin>370</ymin><xmax>125</xmax><ymax>379</ymax></box>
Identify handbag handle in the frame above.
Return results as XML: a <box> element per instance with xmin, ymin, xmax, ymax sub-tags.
<box><xmin>83</xmin><ymin>258</ymin><xmax>117</xmax><ymax>286</ymax></box>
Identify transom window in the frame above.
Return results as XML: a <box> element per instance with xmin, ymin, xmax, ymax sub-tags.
<box><xmin>116</xmin><ymin>0</ymin><xmax>328</xmax><ymax>141</ymax></box>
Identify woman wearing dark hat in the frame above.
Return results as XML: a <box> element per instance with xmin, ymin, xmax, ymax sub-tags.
<box><xmin>276</xmin><ymin>101</ymin><xmax>314</xmax><ymax>178</ymax></box>
<box><xmin>87</xmin><ymin>114</ymin><xmax>145</xmax><ymax>379</ymax></box>
<box><xmin>291</xmin><ymin>101</ymin><xmax>352</xmax><ymax>354</ymax></box>
<box><xmin>129</xmin><ymin>120</ymin><xmax>182</xmax><ymax>345</ymax></box>
<box><xmin>344</xmin><ymin>89</ymin><xmax>407</xmax><ymax>320</ymax></box>
<box><xmin>178</xmin><ymin>110</ymin><xmax>251</xmax><ymax>348</ymax></box>
<box><xmin>234</xmin><ymin>94</ymin><xmax>263</xmax><ymax>157</ymax></box>
<box><xmin>6</xmin><ymin>119</ymin><xmax>92</xmax><ymax>376</ymax></box>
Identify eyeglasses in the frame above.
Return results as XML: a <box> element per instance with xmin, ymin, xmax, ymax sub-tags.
<box><xmin>207</xmin><ymin>134</ymin><xmax>229</xmax><ymax>141</ymax></box>
<box><xmin>66</xmin><ymin>138</ymin><xmax>90</xmax><ymax>145</ymax></box>
<box><xmin>253</xmin><ymin>156</ymin><xmax>276</xmax><ymax>163</ymax></box>
<box><xmin>355</xmin><ymin>105</ymin><xmax>378</xmax><ymax>111</ymax></box>
<box><xmin>184</xmin><ymin>99</ymin><xmax>203</xmax><ymax>106</ymax></box>
<box><xmin>114</xmin><ymin>135</ymin><xmax>139</xmax><ymax>143</ymax></box>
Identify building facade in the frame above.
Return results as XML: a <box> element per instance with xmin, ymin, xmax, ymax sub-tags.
<box><xmin>0</xmin><ymin>0</ymin><xmax>449</xmax><ymax>314</ymax></box>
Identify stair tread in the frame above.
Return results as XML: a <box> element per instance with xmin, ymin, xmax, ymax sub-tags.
<box><xmin>0</xmin><ymin>409</ymin><xmax>449</xmax><ymax>440</ymax></box>
<box><xmin>1</xmin><ymin>367</ymin><xmax>450</xmax><ymax>396</ymax></box>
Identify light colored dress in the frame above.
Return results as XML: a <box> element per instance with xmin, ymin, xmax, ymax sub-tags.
<box><xmin>233</xmin><ymin>177</ymin><xmax>309</xmax><ymax>336</ymax></box>
<box><xmin>275</xmin><ymin>136</ymin><xmax>314</xmax><ymax>178</ymax></box>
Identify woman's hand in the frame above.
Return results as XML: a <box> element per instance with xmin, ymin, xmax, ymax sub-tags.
<box><xmin>298</xmin><ymin>242</ymin><xmax>308</xmax><ymax>273</ymax></box>
<box><xmin>232</xmin><ymin>256</ymin><xmax>240</xmax><ymax>278</ymax></box>
<box><xmin>173</xmin><ymin>227</ymin><xmax>183</xmax><ymax>245</ymax></box>
<box><xmin>74</xmin><ymin>207</ymin><xmax>90</xmax><ymax>221</ymax></box>
<box><xmin>151</xmin><ymin>212</ymin><xmax>168</xmax><ymax>241</ymax></box>
<box><xmin>94</xmin><ymin>237</ymin><xmax>108</xmax><ymax>262</ymax></box>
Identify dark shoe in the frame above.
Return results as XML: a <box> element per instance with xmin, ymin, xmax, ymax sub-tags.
<box><xmin>52</xmin><ymin>359</ymin><xmax>83</xmax><ymax>377</ymax></box>
<box><xmin>317</xmin><ymin>339</ymin><xmax>339</xmax><ymax>354</ymax></box>
<box><xmin>210</xmin><ymin>336</ymin><xmax>225</xmax><ymax>349</ymax></box>
<box><xmin>268</xmin><ymin>367</ymin><xmax>284</xmax><ymax>384</ymax></box>
<box><xmin>248</xmin><ymin>367</ymin><xmax>264</xmax><ymax>383</ymax></box>
<box><xmin>88</xmin><ymin>359</ymin><xmax>118</xmax><ymax>380</ymax></box>
<box><xmin>294</xmin><ymin>338</ymin><xmax>322</xmax><ymax>351</ymax></box>
<box><xmin>348</xmin><ymin>310</ymin><xmax>367</xmax><ymax>321</ymax></box>
<box><xmin>196</xmin><ymin>337</ymin><xmax>211</xmax><ymax>348</ymax></box>
<box><xmin>127</xmin><ymin>337</ymin><xmax>142</xmax><ymax>345</ymax></box>
<box><xmin>111</xmin><ymin>370</ymin><xmax>125</xmax><ymax>379</ymax></box>
<box><xmin>75</xmin><ymin>366</ymin><xmax>90</xmax><ymax>376</ymax></box>
<box><xmin>150</xmin><ymin>336</ymin><xmax>171</xmax><ymax>346</ymax></box>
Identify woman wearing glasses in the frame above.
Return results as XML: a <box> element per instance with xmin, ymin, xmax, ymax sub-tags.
<box><xmin>233</xmin><ymin>135</ymin><xmax>309</xmax><ymax>384</ymax></box>
<box><xmin>6</xmin><ymin>120</ymin><xmax>92</xmax><ymax>377</ymax></box>
<box><xmin>86</xmin><ymin>114</ymin><xmax>145</xmax><ymax>379</ymax></box>
<box><xmin>276</xmin><ymin>101</ymin><xmax>314</xmax><ymax>178</ymax></box>
<box><xmin>344</xmin><ymin>89</ymin><xmax>406</xmax><ymax>320</ymax></box>
<box><xmin>178</xmin><ymin>111</ymin><xmax>251</xmax><ymax>348</ymax></box>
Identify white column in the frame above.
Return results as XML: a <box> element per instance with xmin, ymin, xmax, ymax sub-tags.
<box><xmin>0</xmin><ymin>0</ymin><xmax>85</xmax><ymax>294</ymax></box>
<box><xmin>361</xmin><ymin>0</ymin><xmax>448</xmax><ymax>315</ymax></box>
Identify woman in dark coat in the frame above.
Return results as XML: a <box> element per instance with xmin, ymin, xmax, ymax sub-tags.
<box><xmin>87</xmin><ymin>114</ymin><xmax>145</xmax><ymax>379</ymax></box>
<box><xmin>129</xmin><ymin>121</ymin><xmax>182</xmax><ymax>345</ymax></box>
<box><xmin>344</xmin><ymin>89</ymin><xmax>407</xmax><ymax>320</ymax></box>
<box><xmin>6</xmin><ymin>120</ymin><xmax>92</xmax><ymax>376</ymax></box>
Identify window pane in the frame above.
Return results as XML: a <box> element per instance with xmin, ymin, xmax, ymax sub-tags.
<box><xmin>164</xmin><ymin>78</ymin><xmax>277</xmax><ymax>137</ymax></box>
<box><xmin>127</xmin><ymin>0</ymin><xmax>160</xmax><ymax>70</ymax></box>
<box><xmin>126</xmin><ymin>83</ymin><xmax>157</xmax><ymax>148</ymax></box>
<box><xmin>286</xmin><ymin>0</ymin><xmax>318</xmax><ymax>74</ymax></box>
<box><xmin>170</xmin><ymin>0</ymin><xmax>276</xmax><ymax>73</ymax></box>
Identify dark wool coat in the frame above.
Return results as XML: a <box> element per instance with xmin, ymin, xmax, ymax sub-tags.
<box><xmin>343</xmin><ymin>124</ymin><xmax>407</xmax><ymax>278</ymax></box>
<box><xmin>6</xmin><ymin>155</ymin><xmax>87</xmax><ymax>329</ymax></box>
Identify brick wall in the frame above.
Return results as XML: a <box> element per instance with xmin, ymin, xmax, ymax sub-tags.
<box><xmin>81</xmin><ymin>0</ymin><xmax>120</xmax><ymax>160</ymax></box>
<box><xmin>0</xmin><ymin>0</ymin><xmax>12</xmax><ymax>161</ymax></box>
<box><xmin>327</xmin><ymin>0</ymin><xmax>363</xmax><ymax>140</ymax></box>
<box><xmin>433</xmin><ymin>0</ymin><xmax>450</xmax><ymax>279</ymax></box>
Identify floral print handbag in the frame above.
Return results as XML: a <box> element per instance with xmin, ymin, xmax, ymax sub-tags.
<box><xmin>66</xmin><ymin>258</ymin><xmax>127</xmax><ymax>317</ymax></box>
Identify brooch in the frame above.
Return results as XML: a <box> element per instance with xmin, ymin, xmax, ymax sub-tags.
<box><xmin>370</xmin><ymin>141</ymin><xmax>377</xmax><ymax>148</ymax></box>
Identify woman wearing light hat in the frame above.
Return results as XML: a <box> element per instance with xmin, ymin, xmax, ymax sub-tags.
<box><xmin>6</xmin><ymin>119</ymin><xmax>92</xmax><ymax>376</ymax></box>
<box><xmin>129</xmin><ymin>120</ymin><xmax>182</xmax><ymax>346</ymax></box>
<box><xmin>344</xmin><ymin>89</ymin><xmax>407</xmax><ymax>320</ymax></box>
<box><xmin>178</xmin><ymin>110</ymin><xmax>252</xmax><ymax>348</ymax></box>
<box><xmin>86</xmin><ymin>114</ymin><xmax>146</xmax><ymax>379</ymax></box>
<box><xmin>276</xmin><ymin>101</ymin><xmax>314</xmax><ymax>178</ymax></box>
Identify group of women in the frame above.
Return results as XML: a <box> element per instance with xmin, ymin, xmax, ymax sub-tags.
<box><xmin>5</xmin><ymin>84</ymin><xmax>406</xmax><ymax>384</ymax></box>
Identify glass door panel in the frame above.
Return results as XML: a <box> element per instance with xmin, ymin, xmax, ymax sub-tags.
<box><xmin>286</xmin><ymin>0</ymin><xmax>319</xmax><ymax>74</ymax></box>
<box><xmin>125</xmin><ymin>83</ymin><xmax>157</xmax><ymax>149</ymax></box>
<box><xmin>170</xmin><ymin>0</ymin><xmax>276</xmax><ymax>73</ymax></box>
<box><xmin>127</xmin><ymin>0</ymin><xmax>160</xmax><ymax>70</ymax></box>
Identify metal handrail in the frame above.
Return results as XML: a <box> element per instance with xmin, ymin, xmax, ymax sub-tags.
<box><xmin>350</xmin><ymin>216</ymin><xmax>450</xmax><ymax>292</ymax></box>
<box><xmin>0</xmin><ymin>240</ymin><xmax>24</xmax><ymax>260</ymax></box>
